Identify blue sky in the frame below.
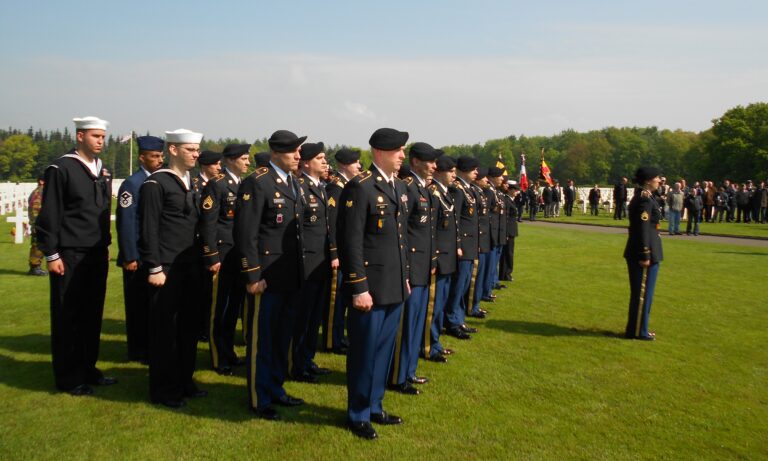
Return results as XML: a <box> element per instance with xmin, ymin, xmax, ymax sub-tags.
<box><xmin>1</xmin><ymin>0</ymin><xmax>766</xmax><ymax>147</ymax></box>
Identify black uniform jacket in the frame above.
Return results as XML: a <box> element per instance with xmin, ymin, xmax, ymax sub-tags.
<box><xmin>402</xmin><ymin>173</ymin><xmax>437</xmax><ymax>287</ymax></box>
<box><xmin>504</xmin><ymin>193</ymin><xmax>519</xmax><ymax>238</ymax></box>
<box><xmin>450</xmin><ymin>178</ymin><xmax>479</xmax><ymax>261</ymax></box>
<box><xmin>199</xmin><ymin>170</ymin><xmax>240</xmax><ymax>266</ymax></box>
<box><xmin>624</xmin><ymin>190</ymin><xmax>663</xmax><ymax>264</ymax></box>
<box><xmin>430</xmin><ymin>179</ymin><xmax>459</xmax><ymax>276</ymax></box>
<box><xmin>487</xmin><ymin>186</ymin><xmax>506</xmax><ymax>246</ymax></box>
<box><xmin>37</xmin><ymin>150</ymin><xmax>112</xmax><ymax>257</ymax></box>
<box><xmin>472</xmin><ymin>184</ymin><xmax>491</xmax><ymax>254</ymax></box>
<box><xmin>138</xmin><ymin>170</ymin><xmax>200</xmax><ymax>271</ymax></box>
<box><xmin>298</xmin><ymin>174</ymin><xmax>331</xmax><ymax>282</ymax></box>
<box><xmin>325</xmin><ymin>173</ymin><xmax>348</xmax><ymax>261</ymax></box>
<box><xmin>337</xmin><ymin>166</ymin><xmax>409</xmax><ymax>305</ymax></box>
<box><xmin>234</xmin><ymin>166</ymin><xmax>304</xmax><ymax>291</ymax></box>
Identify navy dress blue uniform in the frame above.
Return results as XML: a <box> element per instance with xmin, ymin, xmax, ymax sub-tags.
<box><xmin>446</xmin><ymin>174</ymin><xmax>478</xmax><ymax>335</ymax></box>
<box><xmin>116</xmin><ymin>167</ymin><xmax>151</xmax><ymax>362</ymax></box>
<box><xmin>338</xmin><ymin>165</ymin><xmax>409</xmax><ymax>424</ymax></box>
<box><xmin>36</xmin><ymin>151</ymin><xmax>112</xmax><ymax>392</ymax></box>
<box><xmin>292</xmin><ymin>170</ymin><xmax>332</xmax><ymax>379</ymax></box>
<box><xmin>234</xmin><ymin>164</ymin><xmax>305</xmax><ymax>413</ymax></box>
<box><xmin>424</xmin><ymin>175</ymin><xmax>459</xmax><ymax>358</ymax></box>
<box><xmin>200</xmin><ymin>167</ymin><xmax>245</xmax><ymax>373</ymax></box>
<box><xmin>323</xmin><ymin>172</ymin><xmax>349</xmax><ymax>352</ymax></box>
<box><xmin>391</xmin><ymin>167</ymin><xmax>436</xmax><ymax>388</ymax></box>
<box><xmin>624</xmin><ymin>174</ymin><xmax>663</xmax><ymax>340</ymax></box>
<box><xmin>139</xmin><ymin>169</ymin><xmax>203</xmax><ymax>404</ymax></box>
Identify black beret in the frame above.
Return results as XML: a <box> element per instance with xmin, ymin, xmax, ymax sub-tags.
<box><xmin>268</xmin><ymin>130</ymin><xmax>307</xmax><ymax>153</ymax></box>
<box><xmin>487</xmin><ymin>166</ymin><xmax>504</xmax><ymax>178</ymax></box>
<box><xmin>369</xmin><ymin>127</ymin><xmax>409</xmax><ymax>150</ymax></box>
<box><xmin>253</xmin><ymin>152</ymin><xmax>271</xmax><ymax>167</ymax></box>
<box><xmin>409</xmin><ymin>142</ymin><xmax>441</xmax><ymax>161</ymax></box>
<box><xmin>632</xmin><ymin>166</ymin><xmax>662</xmax><ymax>185</ymax></box>
<box><xmin>198</xmin><ymin>150</ymin><xmax>222</xmax><ymax>165</ymax></box>
<box><xmin>222</xmin><ymin>143</ymin><xmax>251</xmax><ymax>158</ymax></box>
<box><xmin>398</xmin><ymin>164</ymin><xmax>412</xmax><ymax>179</ymax></box>
<box><xmin>136</xmin><ymin>135</ymin><xmax>164</xmax><ymax>152</ymax></box>
<box><xmin>334</xmin><ymin>148</ymin><xmax>361</xmax><ymax>165</ymax></box>
<box><xmin>456</xmin><ymin>156</ymin><xmax>479</xmax><ymax>172</ymax></box>
<box><xmin>508</xmin><ymin>183</ymin><xmax>520</xmax><ymax>190</ymax></box>
<box><xmin>300</xmin><ymin>142</ymin><xmax>325</xmax><ymax>160</ymax></box>
<box><xmin>435</xmin><ymin>155</ymin><xmax>456</xmax><ymax>172</ymax></box>
<box><xmin>476</xmin><ymin>167</ymin><xmax>488</xmax><ymax>180</ymax></box>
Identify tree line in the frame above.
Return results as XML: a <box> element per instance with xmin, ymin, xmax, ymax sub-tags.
<box><xmin>1</xmin><ymin>102</ymin><xmax>766</xmax><ymax>185</ymax></box>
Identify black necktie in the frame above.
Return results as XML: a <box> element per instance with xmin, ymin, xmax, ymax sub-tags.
<box><xmin>287</xmin><ymin>174</ymin><xmax>296</xmax><ymax>199</ymax></box>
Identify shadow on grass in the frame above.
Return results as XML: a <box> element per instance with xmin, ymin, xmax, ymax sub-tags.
<box><xmin>484</xmin><ymin>319</ymin><xmax>624</xmax><ymax>338</ymax></box>
<box><xmin>713</xmin><ymin>251</ymin><xmax>768</xmax><ymax>256</ymax></box>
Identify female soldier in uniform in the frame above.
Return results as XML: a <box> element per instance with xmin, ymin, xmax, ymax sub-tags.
<box><xmin>624</xmin><ymin>167</ymin><xmax>663</xmax><ymax>341</ymax></box>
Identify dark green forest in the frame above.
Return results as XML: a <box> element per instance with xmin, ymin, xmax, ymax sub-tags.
<box><xmin>1</xmin><ymin>103</ymin><xmax>766</xmax><ymax>185</ymax></box>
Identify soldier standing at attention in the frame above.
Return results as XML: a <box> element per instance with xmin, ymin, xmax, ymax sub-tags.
<box><xmin>36</xmin><ymin>116</ymin><xmax>116</xmax><ymax>395</ymax></box>
<box><xmin>116</xmin><ymin>135</ymin><xmax>164</xmax><ymax>363</ymax></box>
<box><xmin>469</xmin><ymin>168</ymin><xmax>491</xmax><ymax>317</ymax></box>
<box><xmin>444</xmin><ymin>156</ymin><xmax>479</xmax><ymax>340</ymax></box>
<box><xmin>624</xmin><ymin>167</ymin><xmax>663</xmax><ymax>341</ymax></box>
<box><xmin>485</xmin><ymin>167</ymin><xmax>506</xmax><ymax>294</ymax></box>
<box><xmin>193</xmin><ymin>150</ymin><xmax>222</xmax><ymax>342</ymax></box>
<box><xmin>140</xmin><ymin>129</ymin><xmax>207</xmax><ymax>408</ymax></box>
<box><xmin>201</xmin><ymin>144</ymin><xmax>251</xmax><ymax>375</ymax></box>
<box><xmin>27</xmin><ymin>175</ymin><xmax>46</xmax><ymax>276</ymax></box>
<box><xmin>323</xmin><ymin>148</ymin><xmax>363</xmax><ymax>354</ymax></box>
<box><xmin>292</xmin><ymin>142</ymin><xmax>333</xmax><ymax>383</ymax></box>
<box><xmin>423</xmin><ymin>154</ymin><xmax>459</xmax><ymax>363</ymax></box>
<box><xmin>389</xmin><ymin>142</ymin><xmax>439</xmax><ymax>395</ymax></box>
<box><xmin>338</xmin><ymin>128</ymin><xmax>410</xmax><ymax>440</ymax></box>
<box><xmin>234</xmin><ymin>130</ymin><xmax>307</xmax><ymax>420</ymax></box>
<box><xmin>499</xmin><ymin>182</ymin><xmax>520</xmax><ymax>282</ymax></box>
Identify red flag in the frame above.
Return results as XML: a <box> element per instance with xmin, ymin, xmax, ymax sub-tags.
<box><xmin>519</xmin><ymin>154</ymin><xmax>529</xmax><ymax>191</ymax></box>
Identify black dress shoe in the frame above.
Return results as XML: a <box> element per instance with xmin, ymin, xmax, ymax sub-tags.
<box><xmin>370</xmin><ymin>412</ymin><xmax>403</xmax><ymax>425</ymax></box>
<box><xmin>309</xmin><ymin>364</ymin><xmax>332</xmax><ymax>375</ymax></box>
<box><xmin>389</xmin><ymin>383</ymin><xmax>420</xmax><ymax>395</ymax></box>
<box><xmin>478</xmin><ymin>308</ymin><xmax>489</xmax><ymax>315</ymax></box>
<box><xmin>216</xmin><ymin>366</ymin><xmax>234</xmax><ymax>376</ymax></box>
<box><xmin>197</xmin><ymin>334</ymin><xmax>209</xmax><ymax>343</ymax></box>
<box><xmin>480</xmin><ymin>297</ymin><xmax>495</xmax><ymax>303</ymax></box>
<box><xmin>407</xmin><ymin>376</ymin><xmax>429</xmax><ymax>385</ymax></box>
<box><xmin>331</xmin><ymin>346</ymin><xmax>348</xmax><ymax>355</ymax></box>
<box><xmin>232</xmin><ymin>357</ymin><xmax>246</xmax><ymax>367</ymax></box>
<box><xmin>460</xmin><ymin>324</ymin><xmax>478</xmax><ymax>333</ymax></box>
<box><xmin>89</xmin><ymin>376</ymin><xmax>118</xmax><ymax>386</ymax></box>
<box><xmin>67</xmin><ymin>384</ymin><xmax>94</xmax><ymax>396</ymax></box>
<box><xmin>253</xmin><ymin>406</ymin><xmax>280</xmax><ymax>420</ymax></box>
<box><xmin>468</xmin><ymin>312</ymin><xmax>486</xmax><ymax>319</ymax></box>
<box><xmin>293</xmin><ymin>371</ymin><xmax>318</xmax><ymax>383</ymax></box>
<box><xmin>494</xmin><ymin>284</ymin><xmax>507</xmax><ymax>289</ymax></box>
<box><xmin>155</xmin><ymin>399</ymin><xmax>186</xmax><ymax>408</ymax></box>
<box><xmin>447</xmin><ymin>328</ymin><xmax>471</xmax><ymax>340</ymax></box>
<box><xmin>636</xmin><ymin>335</ymin><xmax>655</xmax><ymax>341</ymax></box>
<box><xmin>501</xmin><ymin>276</ymin><xmax>513</xmax><ymax>281</ymax></box>
<box><xmin>184</xmin><ymin>384</ymin><xmax>208</xmax><ymax>398</ymax></box>
<box><xmin>428</xmin><ymin>354</ymin><xmax>448</xmax><ymax>363</ymax></box>
<box><xmin>347</xmin><ymin>421</ymin><xmax>377</xmax><ymax>440</ymax></box>
<box><xmin>275</xmin><ymin>394</ymin><xmax>304</xmax><ymax>407</ymax></box>
<box><xmin>440</xmin><ymin>348</ymin><xmax>454</xmax><ymax>356</ymax></box>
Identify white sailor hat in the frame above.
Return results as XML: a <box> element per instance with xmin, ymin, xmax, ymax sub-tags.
<box><xmin>73</xmin><ymin>116</ymin><xmax>109</xmax><ymax>130</ymax></box>
<box><xmin>165</xmin><ymin>128</ymin><xmax>203</xmax><ymax>144</ymax></box>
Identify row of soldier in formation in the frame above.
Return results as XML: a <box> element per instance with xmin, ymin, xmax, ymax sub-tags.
<box><xmin>34</xmin><ymin>117</ymin><xmax>520</xmax><ymax>440</ymax></box>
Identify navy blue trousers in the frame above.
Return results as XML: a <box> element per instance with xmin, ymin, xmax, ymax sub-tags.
<box><xmin>347</xmin><ymin>301</ymin><xmax>403</xmax><ymax>423</ymax></box>
<box><xmin>471</xmin><ymin>252</ymin><xmax>490</xmax><ymax>312</ymax></box>
<box><xmin>391</xmin><ymin>284</ymin><xmax>428</xmax><ymax>385</ymax></box>
<box><xmin>209</xmin><ymin>251</ymin><xmax>245</xmax><ymax>369</ymax></box>
<box><xmin>425</xmin><ymin>274</ymin><xmax>451</xmax><ymax>358</ymax></box>
<box><xmin>485</xmin><ymin>245</ymin><xmax>502</xmax><ymax>296</ymax></box>
<box><xmin>625</xmin><ymin>261</ymin><xmax>659</xmax><ymax>339</ymax></box>
<box><xmin>446</xmin><ymin>260</ymin><xmax>473</xmax><ymax>329</ymax></box>
<box><xmin>246</xmin><ymin>289</ymin><xmax>298</xmax><ymax>409</ymax></box>
<box><xmin>292</xmin><ymin>278</ymin><xmax>326</xmax><ymax>375</ymax></box>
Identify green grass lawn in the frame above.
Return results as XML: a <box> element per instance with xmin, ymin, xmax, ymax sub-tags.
<box><xmin>0</xmin><ymin>223</ymin><xmax>766</xmax><ymax>460</ymax></box>
<box><xmin>537</xmin><ymin>207</ymin><xmax>768</xmax><ymax>239</ymax></box>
